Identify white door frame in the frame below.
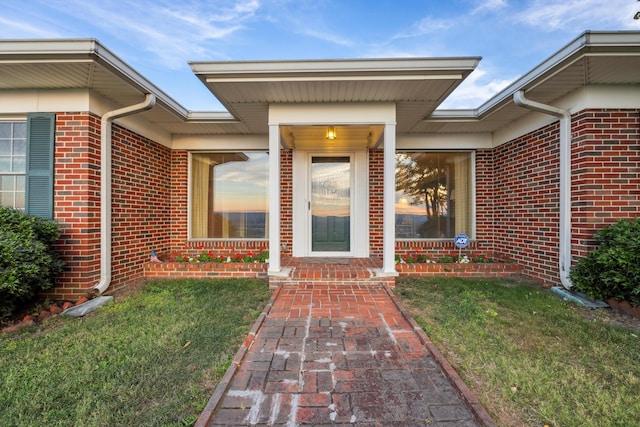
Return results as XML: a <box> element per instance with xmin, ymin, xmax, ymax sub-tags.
<box><xmin>268</xmin><ymin>103</ymin><xmax>396</xmax><ymax>272</ymax></box>
<box><xmin>292</xmin><ymin>149</ymin><xmax>369</xmax><ymax>257</ymax></box>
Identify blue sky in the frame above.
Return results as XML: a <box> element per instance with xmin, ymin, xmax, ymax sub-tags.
<box><xmin>2</xmin><ymin>0</ymin><xmax>638</xmax><ymax>111</ymax></box>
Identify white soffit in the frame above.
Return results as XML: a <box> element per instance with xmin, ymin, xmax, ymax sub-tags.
<box><xmin>2</xmin><ymin>33</ymin><xmax>639</xmax><ymax>139</ymax></box>
<box><xmin>418</xmin><ymin>31</ymin><xmax>640</xmax><ymax>135</ymax></box>
<box><xmin>190</xmin><ymin>57</ymin><xmax>480</xmax><ymax>133</ymax></box>
<box><xmin>0</xmin><ymin>39</ymin><xmax>243</xmax><ymax>136</ymax></box>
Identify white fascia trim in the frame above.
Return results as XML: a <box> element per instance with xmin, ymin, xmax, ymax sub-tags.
<box><xmin>269</xmin><ymin>103</ymin><xmax>396</xmax><ymax>126</ymax></box>
<box><xmin>474</xmin><ymin>34</ymin><xmax>588</xmax><ymax>116</ymax></box>
<box><xmin>426</xmin><ymin>109</ymin><xmax>480</xmax><ymax>122</ymax></box>
<box><xmin>0</xmin><ymin>38</ymin><xmax>99</xmax><ymax>55</ymax></box>
<box><xmin>206</xmin><ymin>74</ymin><xmax>463</xmax><ymax>83</ymax></box>
<box><xmin>0</xmin><ymin>89</ymin><xmax>89</xmax><ymax>113</ymax></box>
<box><xmin>191</xmin><ymin>57</ymin><xmax>481</xmax><ymax>76</ymax></box>
<box><xmin>397</xmin><ymin>133</ymin><xmax>493</xmax><ymax>150</ymax></box>
<box><xmin>172</xmin><ymin>134</ymin><xmax>269</xmax><ymax>150</ymax></box>
<box><xmin>187</xmin><ymin>111</ymin><xmax>239</xmax><ymax>121</ymax></box>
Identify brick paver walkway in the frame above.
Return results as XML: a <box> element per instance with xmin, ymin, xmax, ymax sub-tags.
<box><xmin>196</xmin><ymin>284</ymin><xmax>492</xmax><ymax>426</ymax></box>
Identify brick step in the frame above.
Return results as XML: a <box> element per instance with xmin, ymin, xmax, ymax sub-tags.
<box><xmin>269</xmin><ymin>277</ymin><xmax>395</xmax><ymax>289</ymax></box>
<box><xmin>269</xmin><ymin>264</ymin><xmax>396</xmax><ymax>288</ymax></box>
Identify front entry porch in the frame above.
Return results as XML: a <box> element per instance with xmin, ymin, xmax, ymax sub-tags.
<box><xmin>144</xmin><ymin>256</ymin><xmax>524</xmax><ymax>283</ymax></box>
<box><xmin>268</xmin><ymin>257</ymin><xmax>396</xmax><ymax>289</ymax></box>
<box><xmin>267</xmin><ymin>104</ymin><xmax>398</xmax><ymax>276</ymax></box>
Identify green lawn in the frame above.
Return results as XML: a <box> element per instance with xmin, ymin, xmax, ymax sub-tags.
<box><xmin>0</xmin><ymin>278</ymin><xmax>270</xmax><ymax>427</ymax></box>
<box><xmin>395</xmin><ymin>276</ymin><xmax>640</xmax><ymax>427</ymax></box>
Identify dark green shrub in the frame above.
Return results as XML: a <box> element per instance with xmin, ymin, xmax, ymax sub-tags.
<box><xmin>570</xmin><ymin>217</ymin><xmax>640</xmax><ymax>306</ymax></box>
<box><xmin>0</xmin><ymin>207</ymin><xmax>64</xmax><ymax>319</ymax></box>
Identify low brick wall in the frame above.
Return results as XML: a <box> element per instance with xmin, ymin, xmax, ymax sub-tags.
<box><xmin>144</xmin><ymin>261</ymin><xmax>523</xmax><ymax>280</ymax></box>
<box><xmin>144</xmin><ymin>262</ymin><xmax>269</xmax><ymax>279</ymax></box>
<box><xmin>396</xmin><ymin>262</ymin><xmax>523</xmax><ymax>277</ymax></box>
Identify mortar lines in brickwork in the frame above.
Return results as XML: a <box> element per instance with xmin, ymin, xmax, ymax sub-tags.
<box><xmin>200</xmin><ymin>284</ymin><xmax>487</xmax><ymax>426</ymax></box>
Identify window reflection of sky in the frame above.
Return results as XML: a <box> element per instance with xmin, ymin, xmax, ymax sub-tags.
<box><xmin>395</xmin><ymin>190</ymin><xmax>426</xmax><ymax>215</ymax></box>
<box><xmin>213</xmin><ymin>153</ymin><xmax>268</xmax><ymax>212</ymax></box>
<box><xmin>312</xmin><ymin>162</ymin><xmax>350</xmax><ymax>217</ymax></box>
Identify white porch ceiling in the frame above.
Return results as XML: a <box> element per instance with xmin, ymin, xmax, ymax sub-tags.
<box><xmin>279</xmin><ymin>125</ymin><xmax>384</xmax><ymax>150</ymax></box>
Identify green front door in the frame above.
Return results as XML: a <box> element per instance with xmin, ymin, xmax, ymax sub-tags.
<box><xmin>311</xmin><ymin>156</ymin><xmax>351</xmax><ymax>252</ymax></box>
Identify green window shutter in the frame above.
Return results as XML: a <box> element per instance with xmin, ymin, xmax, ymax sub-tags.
<box><xmin>26</xmin><ymin>113</ymin><xmax>55</xmax><ymax>219</ymax></box>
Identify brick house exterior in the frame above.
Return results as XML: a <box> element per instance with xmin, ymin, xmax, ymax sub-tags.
<box><xmin>0</xmin><ymin>32</ymin><xmax>638</xmax><ymax>299</ymax></box>
<box><xmin>492</xmin><ymin>109</ymin><xmax>640</xmax><ymax>285</ymax></box>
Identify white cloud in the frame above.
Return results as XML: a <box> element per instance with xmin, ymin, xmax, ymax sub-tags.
<box><xmin>294</xmin><ymin>27</ymin><xmax>355</xmax><ymax>48</ymax></box>
<box><xmin>265</xmin><ymin>1</ymin><xmax>356</xmax><ymax>49</ymax></box>
<box><xmin>34</xmin><ymin>0</ymin><xmax>261</xmax><ymax>67</ymax></box>
<box><xmin>439</xmin><ymin>65</ymin><xmax>515</xmax><ymax>109</ymax></box>
<box><xmin>162</xmin><ymin>0</ymin><xmax>259</xmax><ymax>26</ymax></box>
<box><xmin>471</xmin><ymin>0</ymin><xmax>508</xmax><ymax>14</ymax></box>
<box><xmin>392</xmin><ymin>16</ymin><xmax>455</xmax><ymax>40</ymax></box>
<box><xmin>516</xmin><ymin>0</ymin><xmax>639</xmax><ymax>32</ymax></box>
<box><xmin>0</xmin><ymin>16</ymin><xmax>62</xmax><ymax>38</ymax></box>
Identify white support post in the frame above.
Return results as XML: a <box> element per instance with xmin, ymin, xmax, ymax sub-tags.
<box><xmin>383</xmin><ymin>122</ymin><xmax>397</xmax><ymax>273</ymax></box>
<box><xmin>268</xmin><ymin>124</ymin><xmax>281</xmax><ymax>273</ymax></box>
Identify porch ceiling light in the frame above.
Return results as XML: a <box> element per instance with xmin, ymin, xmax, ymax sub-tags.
<box><xmin>325</xmin><ymin>126</ymin><xmax>337</xmax><ymax>140</ymax></box>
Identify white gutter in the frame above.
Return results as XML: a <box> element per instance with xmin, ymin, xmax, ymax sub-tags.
<box><xmin>513</xmin><ymin>91</ymin><xmax>572</xmax><ymax>289</ymax></box>
<box><xmin>93</xmin><ymin>94</ymin><xmax>157</xmax><ymax>294</ymax></box>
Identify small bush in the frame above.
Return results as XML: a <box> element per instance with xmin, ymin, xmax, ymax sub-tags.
<box><xmin>570</xmin><ymin>217</ymin><xmax>640</xmax><ymax>306</ymax></box>
<box><xmin>0</xmin><ymin>207</ymin><xmax>64</xmax><ymax>319</ymax></box>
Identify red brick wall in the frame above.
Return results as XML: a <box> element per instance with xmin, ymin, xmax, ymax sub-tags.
<box><xmin>493</xmin><ymin>108</ymin><xmax>640</xmax><ymax>285</ymax></box>
<box><xmin>369</xmin><ymin>149</ymin><xmax>384</xmax><ymax>257</ymax></box>
<box><xmin>48</xmin><ymin>114</ymin><xmax>173</xmax><ymax>299</ymax></box>
<box><xmin>280</xmin><ymin>149</ymin><xmax>293</xmax><ymax>256</ymax></box>
<box><xmin>48</xmin><ymin>108</ymin><xmax>638</xmax><ymax>297</ymax></box>
<box><xmin>475</xmin><ymin>149</ymin><xmax>495</xmax><ymax>254</ymax></box>
<box><xmin>170</xmin><ymin>150</ymin><xmax>188</xmax><ymax>253</ymax></box>
<box><xmin>572</xmin><ymin>109</ymin><xmax>640</xmax><ymax>258</ymax></box>
<box><xmin>109</xmin><ymin>124</ymin><xmax>172</xmax><ymax>292</ymax></box>
<box><xmin>51</xmin><ymin>112</ymin><xmax>101</xmax><ymax>300</ymax></box>
<box><xmin>493</xmin><ymin>121</ymin><xmax>563</xmax><ymax>284</ymax></box>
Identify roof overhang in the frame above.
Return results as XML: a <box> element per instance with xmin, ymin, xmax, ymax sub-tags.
<box><xmin>0</xmin><ymin>39</ymin><xmax>247</xmax><ymax>135</ymax></box>
<box><xmin>1</xmin><ymin>31</ymin><xmax>639</xmax><ymax>140</ymax></box>
<box><xmin>418</xmin><ymin>31</ymin><xmax>640</xmax><ymax>135</ymax></box>
<box><xmin>0</xmin><ymin>40</ymin><xmax>183</xmax><ymax>114</ymax></box>
<box><xmin>190</xmin><ymin>57</ymin><xmax>480</xmax><ymax>133</ymax></box>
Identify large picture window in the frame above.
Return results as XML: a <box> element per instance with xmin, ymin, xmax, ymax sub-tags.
<box><xmin>395</xmin><ymin>151</ymin><xmax>473</xmax><ymax>239</ymax></box>
<box><xmin>190</xmin><ymin>152</ymin><xmax>268</xmax><ymax>239</ymax></box>
<box><xmin>0</xmin><ymin>121</ymin><xmax>26</xmax><ymax>209</ymax></box>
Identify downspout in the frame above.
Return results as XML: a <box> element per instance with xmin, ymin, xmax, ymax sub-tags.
<box><xmin>93</xmin><ymin>94</ymin><xmax>157</xmax><ymax>295</ymax></box>
<box><xmin>513</xmin><ymin>91</ymin><xmax>572</xmax><ymax>289</ymax></box>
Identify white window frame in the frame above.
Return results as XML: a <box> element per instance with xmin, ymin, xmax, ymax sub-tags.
<box><xmin>0</xmin><ymin>119</ymin><xmax>27</xmax><ymax>210</ymax></box>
